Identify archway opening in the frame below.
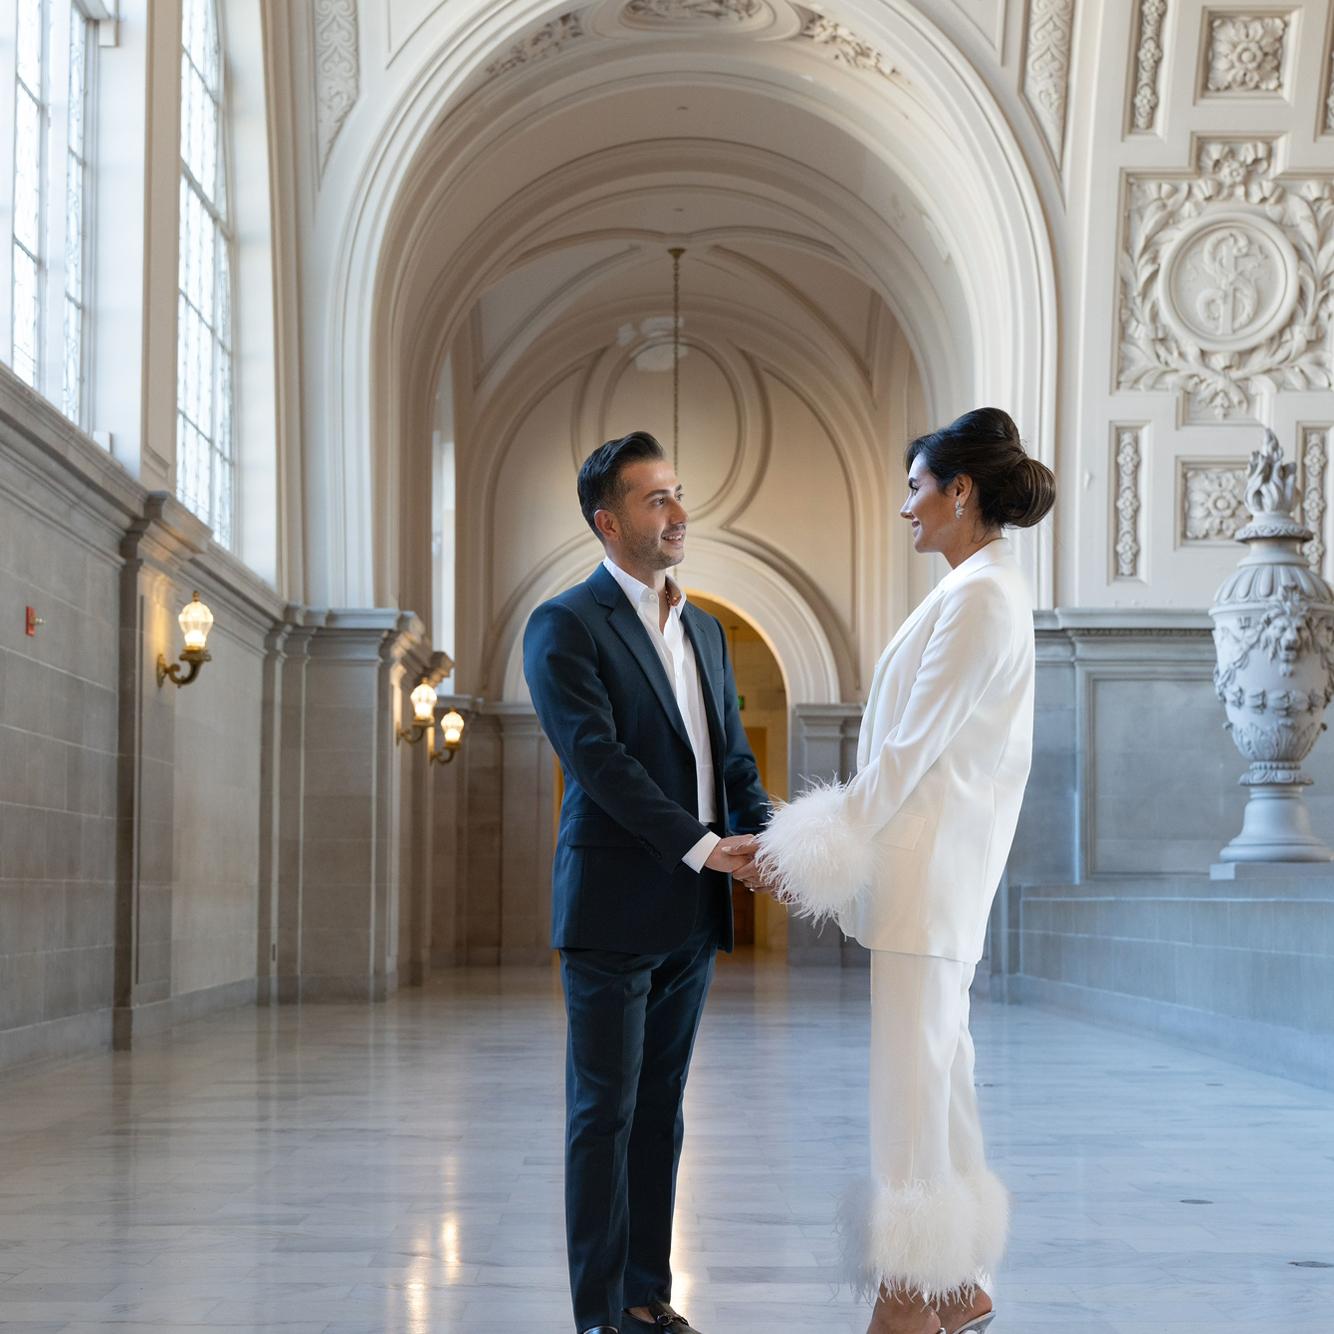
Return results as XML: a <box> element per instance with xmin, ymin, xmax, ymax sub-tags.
<box><xmin>690</xmin><ymin>592</ymin><xmax>788</xmax><ymax>954</ymax></box>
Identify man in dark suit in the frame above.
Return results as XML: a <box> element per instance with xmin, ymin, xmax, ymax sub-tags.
<box><xmin>524</xmin><ymin>430</ymin><xmax>769</xmax><ymax>1334</ymax></box>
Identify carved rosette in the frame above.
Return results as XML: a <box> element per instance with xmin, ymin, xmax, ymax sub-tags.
<box><xmin>1182</xmin><ymin>462</ymin><xmax>1249</xmax><ymax>543</ymax></box>
<box><xmin>1118</xmin><ymin>140</ymin><xmax>1334</xmax><ymax>420</ymax></box>
<box><xmin>1204</xmin><ymin>13</ymin><xmax>1288</xmax><ymax>95</ymax></box>
<box><xmin>1210</xmin><ymin>430</ymin><xmax>1334</xmax><ymax>861</ymax></box>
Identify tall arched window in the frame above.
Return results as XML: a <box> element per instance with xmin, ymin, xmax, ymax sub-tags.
<box><xmin>7</xmin><ymin>0</ymin><xmax>98</xmax><ymax>426</ymax></box>
<box><xmin>176</xmin><ymin>0</ymin><xmax>234</xmax><ymax>547</ymax></box>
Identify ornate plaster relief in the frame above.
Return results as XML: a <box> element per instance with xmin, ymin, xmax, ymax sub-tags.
<box><xmin>314</xmin><ymin>0</ymin><xmax>359</xmax><ymax>176</ymax></box>
<box><xmin>623</xmin><ymin>0</ymin><xmax>765</xmax><ymax>21</ymax></box>
<box><xmin>1180</xmin><ymin>459</ymin><xmax>1250</xmax><ymax>543</ymax></box>
<box><xmin>795</xmin><ymin>9</ymin><xmax>896</xmax><ymax>77</ymax></box>
<box><xmin>1302</xmin><ymin>425</ymin><xmax>1329</xmax><ymax>573</ymax></box>
<box><xmin>1132</xmin><ymin>0</ymin><xmax>1168</xmax><ymax>132</ymax></box>
<box><xmin>1203</xmin><ymin>11</ymin><xmax>1290</xmax><ymax>95</ymax></box>
<box><xmin>1114</xmin><ymin>425</ymin><xmax>1144</xmax><ymax>580</ymax></box>
<box><xmin>1325</xmin><ymin>29</ymin><xmax>1334</xmax><ymax>130</ymax></box>
<box><xmin>1024</xmin><ymin>0</ymin><xmax>1076</xmax><ymax>162</ymax></box>
<box><xmin>1118</xmin><ymin>140</ymin><xmax>1334</xmax><ymax>420</ymax></box>
<box><xmin>485</xmin><ymin>12</ymin><xmax>586</xmax><ymax>77</ymax></box>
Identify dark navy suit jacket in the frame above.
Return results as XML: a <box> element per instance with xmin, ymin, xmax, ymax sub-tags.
<box><xmin>523</xmin><ymin>563</ymin><xmax>769</xmax><ymax>954</ymax></box>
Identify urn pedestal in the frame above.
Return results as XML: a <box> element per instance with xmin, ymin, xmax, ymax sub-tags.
<box><xmin>1210</xmin><ymin>432</ymin><xmax>1334</xmax><ymax>863</ymax></box>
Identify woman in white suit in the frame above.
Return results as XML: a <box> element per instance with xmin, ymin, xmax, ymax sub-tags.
<box><xmin>752</xmin><ymin>408</ymin><xmax>1055</xmax><ymax>1334</ymax></box>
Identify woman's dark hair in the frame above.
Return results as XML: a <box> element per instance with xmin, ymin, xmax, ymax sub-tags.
<box><xmin>577</xmin><ymin>431</ymin><xmax>666</xmax><ymax>535</ymax></box>
<box><xmin>905</xmin><ymin>407</ymin><xmax>1055</xmax><ymax>530</ymax></box>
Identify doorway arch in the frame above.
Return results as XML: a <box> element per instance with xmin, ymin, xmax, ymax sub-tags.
<box><xmin>690</xmin><ymin>591</ymin><xmax>790</xmax><ymax>953</ymax></box>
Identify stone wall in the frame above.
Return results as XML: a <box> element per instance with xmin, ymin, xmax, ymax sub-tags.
<box><xmin>0</xmin><ymin>369</ymin><xmax>435</xmax><ymax>1071</ymax></box>
<box><xmin>0</xmin><ymin>378</ymin><xmax>125</xmax><ymax>1068</ymax></box>
<box><xmin>1014</xmin><ymin>873</ymin><xmax>1334</xmax><ymax>1090</ymax></box>
<box><xmin>1004</xmin><ymin>615</ymin><xmax>1334</xmax><ymax>1089</ymax></box>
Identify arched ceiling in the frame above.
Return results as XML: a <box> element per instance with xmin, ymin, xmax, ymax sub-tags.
<box><xmin>385</xmin><ymin>0</ymin><xmax>1002</xmax><ymax>421</ymax></box>
<box><xmin>312</xmin><ymin>0</ymin><xmax>1055</xmax><ymax>613</ymax></box>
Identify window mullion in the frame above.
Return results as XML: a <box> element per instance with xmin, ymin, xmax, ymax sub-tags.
<box><xmin>10</xmin><ymin>0</ymin><xmax>50</xmax><ymax>390</ymax></box>
<box><xmin>176</xmin><ymin>0</ymin><xmax>232</xmax><ymax>547</ymax></box>
<box><xmin>0</xmin><ymin>0</ymin><xmax>18</xmax><ymax>366</ymax></box>
<box><xmin>42</xmin><ymin>0</ymin><xmax>73</xmax><ymax>408</ymax></box>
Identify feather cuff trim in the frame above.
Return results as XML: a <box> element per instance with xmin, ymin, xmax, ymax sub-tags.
<box><xmin>755</xmin><ymin>781</ymin><xmax>874</xmax><ymax>925</ymax></box>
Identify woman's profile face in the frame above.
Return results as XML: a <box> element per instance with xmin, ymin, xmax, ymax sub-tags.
<box><xmin>900</xmin><ymin>454</ymin><xmax>957</xmax><ymax>554</ymax></box>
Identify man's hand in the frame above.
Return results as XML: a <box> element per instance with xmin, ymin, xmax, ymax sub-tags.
<box><xmin>704</xmin><ymin>835</ymin><xmax>759</xmax><ymax>874</ymax></box>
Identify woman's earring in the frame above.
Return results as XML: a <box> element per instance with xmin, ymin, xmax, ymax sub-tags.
<box><xmin>955</xmin><ymin>502</ymin><xmax>965</xmax><ymax>519</ymax></box>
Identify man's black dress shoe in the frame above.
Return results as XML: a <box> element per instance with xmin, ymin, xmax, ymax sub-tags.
<box><xmin>580</xmin><ymin>1327</ymin><xmax>618</xmax><ymax>1333</ymax></box>
<box><xmin>621</xmin><ymin>1300</ymin><xmax>702</xmax><ymax>1332</ymax></box>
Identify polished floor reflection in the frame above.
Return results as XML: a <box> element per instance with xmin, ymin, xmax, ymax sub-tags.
<box><xmin>0</xmin><ymin>958</ymin><xmax>1331</xmax><ymax>1332</ymax></box>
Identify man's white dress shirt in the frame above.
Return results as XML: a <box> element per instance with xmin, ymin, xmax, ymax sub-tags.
<box><xmin>602</xmin><ymin>556</ymin><xmax>721</xmax><ymax>872</ymax></box>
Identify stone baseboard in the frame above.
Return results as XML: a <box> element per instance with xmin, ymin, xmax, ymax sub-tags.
<box><xmin>1014</xmin><ymin>974</ymin><xmax>1334</xmax><ymax>1091</ymax></box>
<box><xmin>0</xmin><ymin>1008</ymin><xmax>115</xmax><ymax>1075</ymax></box>
<box><xmin>113</xmin><ymin>977</ymin><xmax>258</xmax><ymax>1048</ymax></box>
<box><xmin>297</xmin><ymin>971</ymin><xmax>397</xmax><ymax>1002</ymax></box>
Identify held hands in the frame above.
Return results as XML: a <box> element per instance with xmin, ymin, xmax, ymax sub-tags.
<box><xmin>704</xmin><ymin>835</ymin><xmax>776</xmax><ymax>895</ymax></box>
<box><xmin>704</xmin><ymin>835</ymin><xmax>759</xmax><ymax>875</ymax></box>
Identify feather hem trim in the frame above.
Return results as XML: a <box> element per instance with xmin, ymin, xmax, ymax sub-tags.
<box><xmin>836</xmin><ymin>1170</ymin><xmax>1010</xmax><ymax>1305</ymax></box>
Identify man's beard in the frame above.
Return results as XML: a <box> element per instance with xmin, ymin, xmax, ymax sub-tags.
<box><xmin>624</xmin><ymin>525</ymin><xmax>681</xmax><ymax>569</ymax></box>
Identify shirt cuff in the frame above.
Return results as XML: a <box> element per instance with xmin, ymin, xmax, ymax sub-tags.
<box><xmin>682</xmin><ymin>830</ymin><xmax>721</xmax><ymax>873</ymax></box>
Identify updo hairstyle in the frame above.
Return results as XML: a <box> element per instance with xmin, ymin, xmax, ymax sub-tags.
<box><xmin>905</xmin><ymin>407</ymin><xmax>1055</xmax><ymax>530</ymax></box>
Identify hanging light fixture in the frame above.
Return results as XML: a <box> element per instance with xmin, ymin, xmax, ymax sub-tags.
<box><xmin>669</xmin><ymin>246</ymin><xmax>684</xmax><ymax>475</ymax></box>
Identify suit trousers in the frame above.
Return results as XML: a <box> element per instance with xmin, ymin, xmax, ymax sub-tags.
<box><xmin>559</xmin><ymin>889</ymin><xmax>721</xmax><ymax>1332</ymax></box>
<box><xmin>870</xmin><ymin>950</ymin><xmax>983</xmax><ymax>1185</ymax></box>
<box><xmin>848</xmin><ymin>950</ymin><xmax>1008</xmax><ymax>1302</ymax></box>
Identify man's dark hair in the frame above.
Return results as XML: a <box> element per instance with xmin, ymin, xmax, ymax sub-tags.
<box><xmin>577</xmin><ymin>431</ymin><xmax>667</xmax><ymax>536</ymax></box>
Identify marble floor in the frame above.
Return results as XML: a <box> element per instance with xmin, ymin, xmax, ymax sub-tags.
<box><xmin>0</xmin><ymin>959</ymin><xmax>1331</xmax><ymax>1333</ymax></box>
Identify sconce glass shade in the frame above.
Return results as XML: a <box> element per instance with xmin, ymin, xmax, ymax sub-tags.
<box><xmin>441</xmin><ymin>710</ymin><xmax>465</xmax><ymax>746</ymax></box>
<box><xmin>410</xmin><ymin>681</ymin><xmax>438</xmax><ymax>725</ymax></box>
<box><xmin>179</xmin><ymin>593</ymin><xmax>214</xmax><ymax>653</ymax></box>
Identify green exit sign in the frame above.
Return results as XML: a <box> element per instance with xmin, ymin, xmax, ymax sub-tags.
<box><xmin>737</xmin><ymin>694</ymin><xmax>746</xmax><ymax>711</ymax></box>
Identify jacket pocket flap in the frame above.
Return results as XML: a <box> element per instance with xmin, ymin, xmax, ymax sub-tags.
<box><xmin>880</xmin><ymin>811</ymin><xmax>927</xmax><ymax>851</ymax></box>
<box><xmin>564</xmin><ymin>815</ymin><xmax>643</xmax><ymax>848</ymax></box>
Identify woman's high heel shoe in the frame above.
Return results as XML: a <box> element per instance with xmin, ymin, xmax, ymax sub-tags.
<box><xmin>934</xmin><ymin>1287</ymin><xmax>995</xmax><ymax>1334</ymax></box>
<box><xmin>952</xmin><ymin>1318</ymin><xmax>995</xmax><ymax>1334</ymax></box>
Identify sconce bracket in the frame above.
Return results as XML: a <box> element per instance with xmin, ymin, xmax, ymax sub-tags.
<box><xmin>157</xmin><ymin>648</ymin><xmax>211</xmax><ymax>689</ymax></box>
<box><xmin>428</xmin><ymin>735</ymin><xmax>460</xmax><ymax>766</ymax></box>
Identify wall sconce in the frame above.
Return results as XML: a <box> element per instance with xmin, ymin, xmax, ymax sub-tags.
<box><xmin>156</xmin><ymin>592</ymin><xmax>214</xmax><ymax>688</ymax></box>
<box><xmin>397</xmin><ymin>681</ymin><xmax>466</xmax><ymax>765</ymax></box>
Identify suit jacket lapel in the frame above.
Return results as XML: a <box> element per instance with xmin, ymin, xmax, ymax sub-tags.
<box><xmin>604</xmin><ymin>596</ymin><xmax>693</xmax><ymax>750</ymax></box>
<box><xmin>880</xmin><ymin>581</ymin><xmax>947</xmax><ymax>667</ymax></box>
<box><xmin>682</xmin><ymin>607</ymin><xmax>725</xmax><ymax>756</ymax></box>
<box><xmin>858</xmin><ymin>583</ymin><xmax>947</xmax><ymax>768</ymax></box>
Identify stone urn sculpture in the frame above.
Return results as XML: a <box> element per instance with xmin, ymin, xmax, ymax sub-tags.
<box><xmin>1210</xmin><ymin>430</ymin><xmax>1334</xmax><ymax>862</ymax></box>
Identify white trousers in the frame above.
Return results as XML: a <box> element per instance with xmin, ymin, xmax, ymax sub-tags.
<box><xmin>839</xmin><ymin>951</ymin><xmax>1009</xmax><ymax>1303</ymax></box>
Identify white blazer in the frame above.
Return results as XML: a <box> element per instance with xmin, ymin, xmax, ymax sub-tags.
<box><xmin>758</xmin><ymin>538</ymin><xmax>1035</xmax><ymax>964</ymax></box>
